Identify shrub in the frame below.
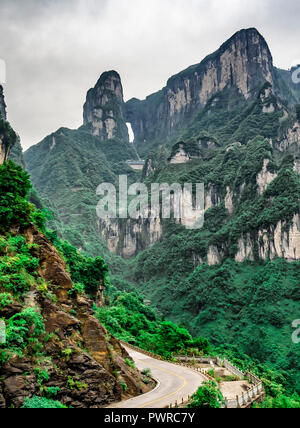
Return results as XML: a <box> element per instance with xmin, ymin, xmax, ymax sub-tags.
<box><xmin>257</xmin><ymin>394</ymin><xmax>300</xmax><ymax>409</ymax></box>
<box><xmin>188</xmin><ymin>381</ymin><xmax>225</xmax><ymax>408</ymax></box>
<box><xmin>6</xmin><ymin>308</ymin><xmax>45</xmax><ymax>351</ymax></box>
<box><xmin>0</xmin><ymin>119</ymin><xmax>17</xmax><ymax>161</ymax></box>
<box><xmin>61</xmin><ymin>348</ymin><xmax>73</xmax><ymax>361</ymax></box>
<box><xmin>22</xmin><ymin>396</ymin><xmax>66</xmax><ymax>409</ymax></box>
<box><xmin>34</xmin><ymin>368</ymin><xmax>50</xmax><ymax>386</ymax></box>
<box><xmin>68</xmin><ymin>282</ymin><xmax>85</xmax><ymax>297</ymax></box>
<box><xmin>125</xmin><ymin>358</ymin><xmax>136</xmax><ymax>369</ymax></box>
<box><xmin>0</xmin><ymin>293</ymin><xmax>13</xmax><ymax>310</ymax></box>
<box><xmin>142</xmin><ymin>369</ymin><xmax>152</xmax><ymax>378</ymax></box>
<box><xmin>43</xmin><ymin>386</ymin><xmax>61</xmax><ymax>399</ymax></box>
<box><xmin>0</xmin><ymin>161</ymin><xmax>33</xmax><ymax>230</ymax></box>
<box><xmin>120</xmin><ymin>382</ymin><xmax>128</xmax><ymax>392</ymax></box>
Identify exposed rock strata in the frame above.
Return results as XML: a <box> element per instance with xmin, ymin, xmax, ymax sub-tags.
<box><xmin>83</xmin><ymin>71</ymin><xmax>129</xmax><ymax>142</ymax></box>
<box><xmin>126</xmin><ymin>28</ymin><xmax>274</xmax><ymax>146</ymax></box>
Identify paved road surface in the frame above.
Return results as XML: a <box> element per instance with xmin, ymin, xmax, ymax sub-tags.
<box><xmin>108</xmin><ymin>347</ymin><xmax>206</xmax><ymax>408</ymax></box>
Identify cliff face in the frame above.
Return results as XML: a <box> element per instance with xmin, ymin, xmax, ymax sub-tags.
<box><xmin>235</xmin><ymin>213</ymin><xmax>300</xmax><ymax>263</ymax></box>
<box><xmin>0</xmin><ymin>85</ymin><xmax>8</xmax><ymax>163</ymax></box>
<box><xmin>0</xmin><ymin>85</ymin><xmax>25</xmax><ymax>167</ymax></box>
<box><xmin>207</xmin><ymin>214</ymin><xmax>300</xmax><ymax>265</ymax></box>
<box><xmin>0</xmin><ymin>85</ymin><xmax>7</xmax><ymax>120</ymax></box>
<box><xmin>0</xmin><ymin>226</ymin><xmax>150</xmax><ymax>408</ymax></box>
<box><xmin>24</xmin><ymin>27</ymin><xmax>299</xmax><ymax>266</ymax></box>
<box><xmin>83</xmin><ymin>71</ymin><xmax>129</xmax><ymax>142</ymax></box>
<box><xmin>99</xmin><ymin>217</ymin><xmax>163</xmax><ymax>258</ymax></box>
<box><xmin>100</xmin><ymin>144</ymin><xmax>299</xmax><ymax>263</ymax></box>
<box><xmin>126</xmin><ymin>28</ymin><xmax>274</xmax><ymax>146</ymax></box>
<box><xmin>274</xmin><ymin>120</ymin><xmax>300</xmax><ymax>152</ymax></box>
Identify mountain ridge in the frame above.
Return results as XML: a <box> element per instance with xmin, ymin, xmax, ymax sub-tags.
<box><xmin>8</xmin><ymin>26</ymin><xmax>300</xmax><ymax>406</ymax></box>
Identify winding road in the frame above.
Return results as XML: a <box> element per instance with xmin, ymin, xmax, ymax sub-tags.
<box><xmin>108</xmin><ymin>347</ymin><xmax>206</xmax><ymax>408</ymax></box>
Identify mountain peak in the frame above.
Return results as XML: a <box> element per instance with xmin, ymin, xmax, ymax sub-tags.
<box><xmin>83</xmin><ymin>71</ymin><xmax>128</xmax><ymax>142</ymax></box>
<box><xmin>97</xmin><ymin>70</ymin><xmax>121</xmax><ymax>83</ymax></box>
<box><xmin>219</xmin><ymin>27</ymin><xmax>272</xmax><ymax>59</ymax></box>
<box><xmin>127</xmin><ymin>28</ymin><xmax>274</xmax><ymax>145</ymax></box>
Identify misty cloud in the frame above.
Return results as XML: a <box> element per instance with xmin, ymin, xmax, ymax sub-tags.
<box><xmin>0</xmin><ymin>0</ymin><xmax>299</xmax><ymax>149</ymax></box>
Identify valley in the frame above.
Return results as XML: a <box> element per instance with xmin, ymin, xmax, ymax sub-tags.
<box><xmin>0</xmin><ymin>26</ymin><xmax>299</xmax><ymax>409</ymax></box>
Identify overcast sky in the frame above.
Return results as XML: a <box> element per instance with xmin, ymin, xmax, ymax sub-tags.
<box><xmin>0</xmin><ymin>0</ymin><xmax>299</xmax><ymax>150</ymax></box>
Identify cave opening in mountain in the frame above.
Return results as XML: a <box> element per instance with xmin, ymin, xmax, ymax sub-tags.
<box><xmin>126</xmin><ymin>122</ymin><xmax>135</xmax><ymax>143</ymax></box>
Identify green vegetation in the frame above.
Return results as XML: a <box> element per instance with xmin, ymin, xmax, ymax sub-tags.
<box><xmin>0</xmin><ymin>235</ymin><xmax>40</xmax><ymax>296</ymax></box>
<box><xmin>142</xmin><ymin>369</ymin><xmax>152</xmax><ymax>378</ymax></box>
<box><xmin>20</xmin><ymin>53</ymin><xmax>300</xmax><ymax>409</ymax></box>
<box><xmin>0</xmin><ymin>292</ymin><xmax>13</xmax><ymax>310</ymax></box>
<box><xmin>94</xmin><ymin>285</ymin><xmax>210</xmax><ymax>358</ymax></box>
<box><xmin>125</xmin><ymin>358</ymin><xmax>136</xmax><ymax>369</ymax></box>
<box><xmin>131</xmin><ymin>256</ymin><xmax>300</xmax><ymax>394</ymax></box>
<box><xmin>24</xmin><ymin>127</ymin><xmax>138</xmax><ymax>258</ymax></box>
<box><xmin>0</xmin><ymin>161</ymin><xmax>48</xmax><ymax>233</ymax></box>
<box><xmin>91</xmin><ymin>268</ymin><xmax>300</xmax><ymax>408</ymax></box>
<box><xmin>1</xmin><ymin>307</ymin><xmax>45</xmax><ymax>361</ymax></box>
<box><xmin>22</xmin><ymin>396</ymin><xmax>66</xmax><ymax>409</ymax></box>
<box><xmin>120</xmin><ymin>381</ymin><xmax>128</xmax><ymax>392</ymax></box>
<box><xmin>46</xmin><ymin>235</ymin><xmax>109</xmax><ymax>296</ymax></box>
<box><xmin>0</xmin><ymin>162</ymin><xmax>111</xmax><ymax>408</ymax></box>
<box><xmin>256</xmin><ymin>395</ymin><xmax>300</xmax><ymax>409</ymax></box>
<box><xmin>129</xmin><ymin>135</ymin><xmax>300</xmax><ymax>404</ymax></box>
<box><xmin>188</xmin><ymin>381</ymin><xmax>225</xmax><ymax>409</ymax></box>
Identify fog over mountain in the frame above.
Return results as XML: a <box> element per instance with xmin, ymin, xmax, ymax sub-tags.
<box><xmin>0</xmin><ymin>0</ymin><xmax>300</xmax><ymax>149</ymax></box>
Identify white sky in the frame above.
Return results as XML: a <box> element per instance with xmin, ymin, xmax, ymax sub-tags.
<box><xmin>0</xmin><ymin>0</ymin><xmax>299</xmax><ymax>149</ymax></box>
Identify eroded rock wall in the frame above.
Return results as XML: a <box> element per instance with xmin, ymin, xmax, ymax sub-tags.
<box><xmin>126</xmin><ymin>28</ymin><xmax>274</xmax><ymax>145</ymax></box>
<box><xmin>0</xmin><ymin>226</ymin><xmax>150</xmax><ymax>408</ymax></box>
<box><xmin>83</xmin><ymin>71</ymin><xmax>129</xmax><ymax>142</ymax></box>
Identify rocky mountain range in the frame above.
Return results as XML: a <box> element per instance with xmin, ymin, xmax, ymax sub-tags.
<box><xmin>1</xmin><ymin>26</ymin><xmax>300</xmax><ymax>405</ymax></box>
<box><xmin>23</xmin><ymin>28</ymin><xmax>300</xmax><ymax>264</ymax></box>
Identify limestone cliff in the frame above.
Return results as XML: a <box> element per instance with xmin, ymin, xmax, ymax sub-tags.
<box><xmin>274</xmin><ymin>120</ymin><xmax>300</xmax><ymax>152</ymax></box>
<box><xmin>101</xmin><ymin>148</ymin><xmax>299</xmax><ymax>263</ymax></box>
<box><xmin>0</xmin><ymin>85</ymin><xmax>9</xmax><ymax>163</ymax></box>
<box><xmin>98</xmin><ymin>184</ymin><xmax>219</xmax><ymax>258</ymax></box>
<box><xmin>0</xmin><ymin>85</ymin><xmax>7</xmax><ymax>120</ymax></box>
<box><xmin>0</xmin><ymin>85</ymin><xmax>25</xmax><ymax>167</ymax></box>
<box><xmin>126</xmin><ymin>28</ymin><xmax>274</xmax><ymax>147</ymax></box>
<box><xmin>207</xmin><ymin>213</ymin><xmax>300</xmax><ymax>265</ymax></box>
<box><xmin>234</xmin><ymin>214</ymin><xmax>300</xmax><ymax>263</ymax></box>
<box><xmin>83</xmin><ymin>71</ymin><xmax>129</xmax><ymax>142</ymax></box>
<box><xmin>99</xmin><ymin>217</ymin><xmax>163</xmax><ymax>258</ymax></box>
<box><xmin>24</xmin><ymin>28</ymin><xmax>299</xmax><ymax>268</ymax></box>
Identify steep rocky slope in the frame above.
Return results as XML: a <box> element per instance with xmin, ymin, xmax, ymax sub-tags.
<box><xmin>0</xmin><ymin>84</ymin><xmax>24</xmax><ymax>167</ymax></box>
<box><xmin>0</xmin><ymin>86</ymin><xmax>6</xmax><ymax>120</ymax></box>
<box><xmin>99</xmin><ymin>86</ymin><xmax>300</xmax><ymax>259</ymax></box>
<box><xmin>24</xmin><ymin>71</ymin><xmax>138</xmax><ymax>257</ymax></box>
<box><xmin>0</xmin><ymin>162</ymin><xmax>152</xmax><ymax>408</ymax></box>
<box><xmin>0</xmin><ymin>227</ymin><xmax>150</xmax><ymax>408</ymax></box>
<box><xmin>125</xmin><ymin>28</ymin><xmax>297</xmax><ymax>154</ymax></box>
<box><xmin>83</xmin><ymin>71</ymin><xmax>129</xmax><ymax>142</ymax></box>
<box><xmin>6</xmin><ymin>27</ymin><xmax>300</xmax><ymax>404</ymax></box>
<box><xmin>24</xmin><ymin>28</ymin><xmax>300</xmax><ymax>261</ymax></box>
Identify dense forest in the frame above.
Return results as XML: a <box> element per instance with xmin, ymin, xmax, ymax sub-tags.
<box><xmin>0</xmin><ymin>160</ymin><xmax>299</xmax><ymax>408</ymax></box>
